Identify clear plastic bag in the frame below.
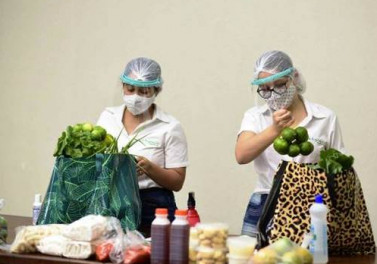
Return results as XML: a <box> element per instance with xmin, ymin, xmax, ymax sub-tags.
<box><xmin>249</xmin><ymin>237</ymin><xmax>313</xmax><ymax>264</ymax></box>
<box><xmin>10</xmin><ymin>224</ymin><xmax>66</xmax><ymax>253</ymax></box>
<box><xmin>123</xmin><ymin>230</ymin><xmax>151</xmax><ymax>264</ymax></box>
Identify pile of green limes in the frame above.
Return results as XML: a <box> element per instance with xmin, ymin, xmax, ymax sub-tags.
<box><xmin>273</xmin><ymin>127</ymin><xmax>314</xmax><ymax>157</ymax></box>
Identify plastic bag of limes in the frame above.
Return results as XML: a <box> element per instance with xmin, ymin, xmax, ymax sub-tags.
<box><xmin>273</xmin><ymin>127</ymin><xmax>314</xmax><ymax>157</ymax></box>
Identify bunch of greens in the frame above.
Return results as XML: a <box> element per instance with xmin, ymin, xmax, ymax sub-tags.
<box><xmin>53</xmin><ymin>123</ymin><xmax>117</xmax><ymax>158</ymax></box>
<box><xmin>312</xmin><ymin>148</ymin><xmax>354</xmax><ymax>174</ymax></box>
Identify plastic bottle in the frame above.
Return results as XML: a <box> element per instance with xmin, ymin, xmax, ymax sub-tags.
<box><xmin>151</xmin><ymin>208</ymin><xmax>170</xmax><ymax>264</ymax></box>
<box><xmin>32</xmin><ymin>194</ymin><xmax>42</xmax><ymax>225</ymax></box>
<box><xmin>169</xmin><ymin>209</ymin><xmax>189</xmax><ymax>264</ymax></box>
<box><xmin>187</xmin><ymin>192</ymin><xmax>201</xmax><ymax>227</ymax></box>
<box><xmin>309</xmin><ymin>194</ymin><xmax>328</xmax><ymax>264</ymax></box>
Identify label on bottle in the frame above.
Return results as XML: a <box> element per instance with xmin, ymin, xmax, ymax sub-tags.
<box><xmin>32</xmin><ymin>206</ymin><xmax>41</xmax><ymax>225</ymax></box>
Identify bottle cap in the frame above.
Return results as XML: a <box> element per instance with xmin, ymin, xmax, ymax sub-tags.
<box><xmin>155</xmin><ymin>208</ymin><xmax>168</xmax><ymax>215</ymax></box>
<box><xmin>34</xmin><ymin>194</ymin><xmax>41</xmax><ymax>204</ymax></box>
<box><xmin>314</xmin><ymin>194</ymin><xmax>323</xmax><ymax>204</ymax></box>
<box><xmin>188</xmin><ymin>192</ymin><xmax>196</xmax><ymax>207</ymax></box>
<box><xmin>175</xmin><ymin>209</ymin><xmax>188</xmax><ymax>216</ymax></box>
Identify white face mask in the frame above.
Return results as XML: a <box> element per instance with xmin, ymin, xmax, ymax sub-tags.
<box><xmin>265</xmin><ymin>85</ymin><xmax>296</xmax><ymax>110</ymax></box>
<box><xmin>123</xmin><ymin>94</ymin><xmax>155</xmax><ymax>115</ymax></box>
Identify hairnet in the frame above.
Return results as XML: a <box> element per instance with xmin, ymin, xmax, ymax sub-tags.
<box><xmin>252</xmin><ymin>50</ymin><xmax>306</xmax><ymax>93</ymax></box>
<box><xmin>120</xmin><ymin>57</ymin><xmax>163</xmax><ymax>88</ymax></box>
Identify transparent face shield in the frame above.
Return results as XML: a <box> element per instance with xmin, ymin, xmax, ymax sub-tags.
<box><xmin>250</xmin><ymin>67</ymin><xmax>295</xmax><ymax>109</ymax></box>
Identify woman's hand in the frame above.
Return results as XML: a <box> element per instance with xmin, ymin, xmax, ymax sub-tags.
<box><xmin>134</xmin><ymin>155</ymin><xmax>186</xmax><ymax>191</ymax></box>
<box><xmin>272</xmin><ymin>109</ymin><xmax>294</xmax><ymax>133</ymax></box>
<box><xmin>136</xmin><ymin>156</ymin><xmax>152</xmax><ymax>176</ymax></box>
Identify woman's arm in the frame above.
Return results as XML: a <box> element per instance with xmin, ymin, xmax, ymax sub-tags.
<box><xmin>136</xmin><ymin>156</ymin><xmax>186</xmax><ymax>192</ymax></box>
<box><xmin>235</xmin><ymin>109</ymin><xmax>294</xmax><ymax>164</ymax></box>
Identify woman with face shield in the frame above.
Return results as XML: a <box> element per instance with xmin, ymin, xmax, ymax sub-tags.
<box><xmin>235</xmin><ymin>50</ymin><xmax>345</xmax><ymax>237</ymax></box>
<box><xmin>97</xmin><ymin>57</ymin><xmax>188</xmax><ymax>237</ymax></box>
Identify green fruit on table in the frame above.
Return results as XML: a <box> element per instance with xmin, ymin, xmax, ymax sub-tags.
<box><xmin>281</xmin><ymin>250</ymin><xmax>303</xmax><ymax>264</ymax></box>
<box><xmin>300</xmin><ymin>141</ymin><xmax>314</xmax><ymax>156</ymax></box>
<box><xmin>288</xmin><ymin>144</ymin><xmax>301</xmax><ymax>157</ymax></box>
<box><xmin>272</xmin><ymin>237</ymin><xmax>294</xmax><ymax>255</ymax></box>
<box><xmin>281</xmin><ymin>128</ymin><xmax>297</xmax><ymax>143</ymax></box>
<box><xmin>295</xmin><ymin>127</ymin><xmax>309</xmax><ymax>143</ymax></box>
<box><xmin>294</xmin><ymin>247</ymin><xmax>313</xmax><ymax>264</ymax></box>
<box><xmin>252</xmin><ymin>247</ymin><xmax>278</xmax><ymax>264</ymax></box>
<box><xmin>273</xmin><ymin>138</ymin><xmax>290</xmax><ymax>155</ymax></box>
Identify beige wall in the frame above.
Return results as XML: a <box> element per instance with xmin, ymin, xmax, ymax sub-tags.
<box><xmin>1</xmin><ymin>0</ymin><xmax>376</xmax><ymax>237</ymax></box>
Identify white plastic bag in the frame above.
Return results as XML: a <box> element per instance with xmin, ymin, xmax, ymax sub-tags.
<box><xmin>63</xmin><ymin>214</ymin><xmax>107</xmax><ymax>242</ymax></box>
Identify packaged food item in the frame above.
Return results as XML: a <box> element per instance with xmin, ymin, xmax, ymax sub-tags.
<box><xmin>189</xmin><ymin>227</ymin><xmax>199</xmax><ymax>263</ymax></box>
<box><xmin>63</xmin><ymin>240</ymin><xmax>93</xmax><ymax>259</ymax></box>
<box><xmin>36</xmin><ymin>235</ymin><xmax>69</xmax><ymax>256</ymax></box>
<box><xmin>196</xmin><ymin>246</ymin><xmax>227</xmax><ymax>264</ymax></box>
<box><xmin>10</xmin><ymin>224</ymin><xmax>66</xmax><ymax>253</ymax></box>
<box><xmin>63</xmin><ymin>214</ymin><xmax>107</xmax><ymax>242</ymax></box>
<box><xmin>249</xmin><ymin>237</ymin><xmax>313</xmax><ymax>264</ymax></box>
<box><xmin>123</xmin><ymin>230</ymin><xmax>151</xmax><ymax>264</ymax></box>
<box><xmin>196</xmin><ymin>223</ymin><xmax>229</xmax><ymax>249</ymax></box>
<box><xmin>227</xmin><ymin>235</ymin><xmax>256</xmax><ymax>259</ymax></box>
<box><xmin>95</xmin><ymin>241</ymin><xmax>114</xmax><ymax>261</ymax></box>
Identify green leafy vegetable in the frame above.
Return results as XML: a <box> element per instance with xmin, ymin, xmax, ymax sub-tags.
<box><xmin>311</xmin><ymin>148</ymin><xmax>354</xmax><ymax>174</ymax></box>
<box><xmin>53</xmin><ymin>123</ymin><xmax>141</xmax><ymax>158</ymax></box>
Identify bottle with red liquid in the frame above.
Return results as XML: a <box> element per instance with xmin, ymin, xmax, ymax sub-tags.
<box><xmin>169</xmin><ymin>209</ymin><xmax>189</xmax><ymax>264</ymax></box>
<box><xmin>151</xmin><ymin>208</ymin><xmax>170</xmax><ymax>264</ymax></box>
<box><xmin>187</xmin><ymin>192</ymin><xmax>201</xmax><ymax>227</ymax></box>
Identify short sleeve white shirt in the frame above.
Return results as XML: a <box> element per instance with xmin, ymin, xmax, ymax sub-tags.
<box><xmin>238</xmin><ymin>97</ymin><xmax>345</xmax><ymax>194</ymax></box>
<box><xmin>97</xmin><ymin>104</ymin><xmax>189</xmax><ymax>189</ymax></box>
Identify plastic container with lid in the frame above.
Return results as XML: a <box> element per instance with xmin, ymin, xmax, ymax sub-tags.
<box><xmin>151</xmin><ymin>208</ymin><xmax>170</xmax><ymax>264</ymax></box>
<box><xmin>227</xmin><ymin>253</ymin><xmax>250</xmax><ymax>264</ymax></box>
<box><xmin>227</xmin><ymin>235</ymin><xmax>256</xmax><ymax>258</ymax></box>
<box><xmin>196</xmin><ymin>222</ymin><xmax>229</xmax><ymax>249</ymax></box>
<box><xmin>196</xmin><ymin>246</ymin><xmax>227</xmax><ymax>264</ymax></box>
<box><xmin>169</xmin><ymin>209</ymin><xmax>190</xmax><ymax>264</ymax></box>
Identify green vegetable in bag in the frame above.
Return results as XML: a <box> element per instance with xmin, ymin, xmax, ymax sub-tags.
<box><xmin>53</xmin><ymin>123</ymin><xmax>117</xmax><ymax>158</ymax></box>
<box><xmin>312</xmin><ymin>148</ymin><xmax>354</xmax><ymax>174</ymax></box>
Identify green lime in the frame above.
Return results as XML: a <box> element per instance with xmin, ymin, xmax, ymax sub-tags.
<box><xmin>82</xmin><ymin>123</ymin><xmax>94</xmax><ymax>132</ymax></box>
<box><xmin>91</xmin><ymin>126</ymin><xmax>106</xmax><ymax>141</ymax></box>
<box><xmin>288</xmin><ymin>144</ymin><xmax>301</xmax><ymax>157</ymax></box>
<box><xmin>295</xmin><ymin>126</ymin><xmax>309</xmax><ymax>142</ymax></box>
<box><xmin>281</xmin><ymin>127</ymin><xmax>297</xmax><ymax>143</ymax></box>
<box><xmin>104</xmin><ymin>134</ymin><xmax>115</xmax><ymax>146</ymax></box>
<box><xmin>300</xmin><ymin>141</ymin><xmax>314</xmax><ymax>156</ymax></box>
<box><xmin>273</xmin><ymin>138</ymin><xmax>289</xmax><ymax>155</ymax></box>
<box><xmin>72</xmin><ymin>123</ymin><xmax>83</xmax><ymax>134</ymax></box>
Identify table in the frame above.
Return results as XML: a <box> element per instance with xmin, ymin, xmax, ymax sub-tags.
<box><xmin>1</xmin><ymin>215</ymin><xmax>376</xmax><ymax>264</ymax></box>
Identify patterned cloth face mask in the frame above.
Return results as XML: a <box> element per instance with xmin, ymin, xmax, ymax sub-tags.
<box><xmin>265</xmin><ymin>84</ymin><xmax>297</xmax><ymax>110</ymax></box>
